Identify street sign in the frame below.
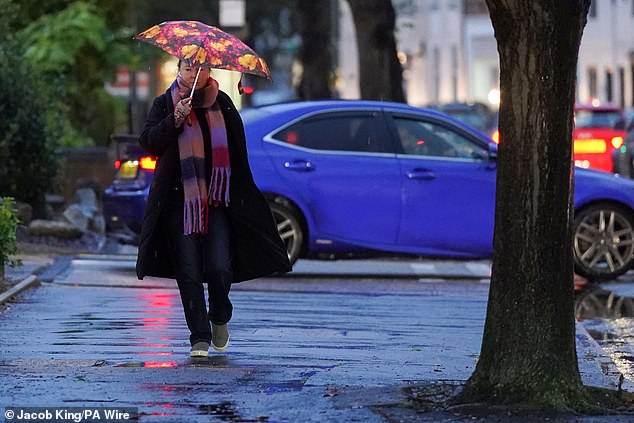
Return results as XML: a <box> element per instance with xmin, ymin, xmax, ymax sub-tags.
<box><xmin>219</xmin><ymin>0</ymin><xmax>245</xmax><ymax>28</ymax></box>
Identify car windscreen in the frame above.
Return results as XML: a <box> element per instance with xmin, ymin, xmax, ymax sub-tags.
<box><xmin>575</xmin><ymin>110</ymin><xmax>623</xmax><ymax>129</ymax></box>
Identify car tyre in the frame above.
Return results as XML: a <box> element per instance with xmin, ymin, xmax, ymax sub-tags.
<box><xmin>573</xmin><ymin>203</ymin><xmax>634</xmax><ymax>280</ymax></box>
<box><xmin>269</xmin><ymin>202</ymin><xmax>304</xmax><ymax>265</ymax></box>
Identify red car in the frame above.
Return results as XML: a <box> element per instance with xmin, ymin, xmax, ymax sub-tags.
<box><xmin>573</xmin><ymin>103</ymin><xmax>627</xmax><ymax>173</ymax></box>
<box><xmin>491</xmin><ymin>104</ymin><xmax>629</xmax><ymax>175</ymax></box>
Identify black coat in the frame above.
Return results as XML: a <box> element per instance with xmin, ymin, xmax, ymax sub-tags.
<box><xmin>135</xmin><ymin>88</ymin><xmax>292</xmax><ymax>283</ymax></box>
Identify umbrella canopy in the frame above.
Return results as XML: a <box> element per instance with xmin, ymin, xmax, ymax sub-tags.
<box><xmin>135</xmin><ymin>20</ymin><xmax>271</xmax><ymax>80</ymax></box>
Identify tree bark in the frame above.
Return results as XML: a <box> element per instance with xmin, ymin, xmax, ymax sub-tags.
<box><xmin>296</xmin><ymin>0</ymin><xmax>333</xmax><ymax>99</ymax></box>
<box><xmin>459</xmin><ymin>0</ymin><xmax>591</xmax><ymax>408</ymax></box>
<box><xmin>347</xmin><ymin>0</ymin><xmax>405</xmax><ymax>102</ymax></box>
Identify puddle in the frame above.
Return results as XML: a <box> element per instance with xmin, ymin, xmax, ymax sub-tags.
<box><xmin>132</xmin><ymin>401</ymin><xmax>272</xmax><ymax>422</ymax></box>
<box><xmin>115</xmin><ymin>361</ymin><xmax>178</xmax><ymax>368</ymax></box>
<box><xmin>576</xmin><ymin>283</ymin><xmax>634</xmax><ymax>381</ymax></box>
<box><xmin>113</xmin><ymin>357</ymin><xmax>232</xmax><ymax>368</ymax></box>
<box><xmin>137</xmin><ymin>352</ymin><xmax>174</xmax><ymax>356</ymax></box>
<box><xmin>585</xmin><ymin>329</ymin><xmax>620</xmax><ymax>341</ymax></box>
<box><xmin>192</xmin><ymin>355</ymin><xmax>231</xmax><ymax>367</ymax></box>
<box><xmin>141</xmin><ymin>381</ymin><xmax>221</xmax><ymax>394</ymax></box>
<box><xmin>197</xmin><ymin>401</ymin><xmax>270</xmax><ymax>422</ymax></box>
<box><xmin>262</xmin><ymin>380</ymin><xmax>305</xmax><ymax>394</ymax></box>
<box><xmin>576</xmin><ymin>284</ymin><xmax>634</xmax><ymax>320</ymax></box>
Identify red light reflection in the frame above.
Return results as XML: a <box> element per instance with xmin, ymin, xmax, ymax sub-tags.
<box><xmin>143</xmin><ymin>361</ymin><xmax>178</xmax><ymax>368</ymax></box>
<box><xmin>138</xmin><ymin>352</ymin><xmax>173</xmax><ymax>356</ymax></box>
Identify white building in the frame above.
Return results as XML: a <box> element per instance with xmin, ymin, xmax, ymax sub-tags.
<box><xmin>337</xmin><ymin>0</ymin><xmax>468</xmax><ymax>106</ymax></box>
<box><xmin>577</xmin><ymin>0</ymin><xmax>634</xmax><ymax>108</ymax></box>
<box><xmin>462</xmin><ymin>0</ymin><xmax>497</xmax><ymax>107</ymax></box>
<box><xmin>337</xmin><ymin>0</ymin><xmax>634</xmax><ymax>110</ymax></box>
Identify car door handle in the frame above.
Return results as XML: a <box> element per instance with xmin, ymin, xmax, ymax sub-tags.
<box><xmin>283</xmin><ymin>160</ymin><xmax>315</xmax><ymax>171</ymax></box>
<box><xmin>406</xmin><ymin>169</ymin><xmax>436</xmax><ymax>180</ymax></box>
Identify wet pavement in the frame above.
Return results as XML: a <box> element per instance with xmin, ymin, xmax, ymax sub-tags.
<box><xmin>2</xmin><ymin>255</ymin><xmax>52</xmax><ymax>283</ymax></box>
<box><xmin>2</xmin><ymin>257</ymin><xmax>634</xmax><ymax>421</ymax></box>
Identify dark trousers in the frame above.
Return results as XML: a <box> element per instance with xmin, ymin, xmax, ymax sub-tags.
<box><xmin>164</xmin><ymin>190</ymin><xmax>233</xmax><ymax>346</ymax></box>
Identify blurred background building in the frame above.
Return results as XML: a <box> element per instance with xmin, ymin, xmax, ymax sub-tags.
<box><xmin>338</xmin><ymin>0</ymin><xmax>634</xmax><ymax>110</ymax></box>
<box><xmin>47</xmin><ymin>0</ymin><xmax>634</xmax><ymax>138</ymax></box>
<box><xmin>577</xmin><ymin>0</ymin><xmax>634</xmax><ymax>108</ymax></box>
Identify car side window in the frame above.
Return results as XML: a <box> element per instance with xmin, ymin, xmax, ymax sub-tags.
<box><xmin>393</xmin><ymin>117</ymin><xmax>487</xmax><ymax>160</ymax></box>
<box><xmin>272</xmin><ymin>113</ymin><xmax>392</xmax><ymax>153</ymax></box>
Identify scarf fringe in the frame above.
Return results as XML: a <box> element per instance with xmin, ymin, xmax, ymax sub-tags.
<box><xmin>208</xmin><ymin>167</ymin><xmax>231</xmax><ymax>206</ymax></box>
<box><xmin>183</xmin><ymin>197</ymin><xmax>208</xmax><ymax>235</ymax></box>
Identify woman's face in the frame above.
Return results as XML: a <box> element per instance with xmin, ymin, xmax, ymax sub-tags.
<box><xmin>178</xmin><ymin>63</ymin><xmax>210</xmax><ymax>89</ymax></box>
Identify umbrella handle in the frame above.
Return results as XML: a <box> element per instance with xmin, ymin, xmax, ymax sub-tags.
<box><xmin>189</xmin><ymin>67</ymin><xmax>202</xmax><ymax>100</ymax></box>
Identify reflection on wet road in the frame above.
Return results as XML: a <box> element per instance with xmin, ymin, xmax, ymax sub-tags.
<box><xmin>576</xmin><ymin>279</ymin><xmax>634</xmax><ymax>387</ymax></box>
<box><xmin>2</xmin><ymin>256</ymin><xmax>634</xmax><ymax>422</ymax></box>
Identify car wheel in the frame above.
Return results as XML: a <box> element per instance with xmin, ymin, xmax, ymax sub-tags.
<box><xmin>573</xmin><ymin>204</ymin><xmax>634</xmax><ymax>280</ymax></box>
<box><xmin>269</xmin><ymin>202</ymin><xmax>304</xmax><ymax>265</ymax></box>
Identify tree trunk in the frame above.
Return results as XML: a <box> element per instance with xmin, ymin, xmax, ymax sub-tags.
<box><xmin>347</xmin><ymin>0</ymin><xmax>405</xmax><ymax>102</ymax></box>
<box><xmin>296</xmin><ymin>0</ymin><xmax>333</xmax><ymax>99</ymax></box>
<box><xmin>459</xmin><ymin>0</ymin><xmax>591</xmax><ymax>408</ymax></box>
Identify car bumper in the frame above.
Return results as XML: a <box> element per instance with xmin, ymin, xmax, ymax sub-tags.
<box><xmin>103</xmin><ymin>187</ymin><xmax>148</xmax><ymax>234</ymax></box>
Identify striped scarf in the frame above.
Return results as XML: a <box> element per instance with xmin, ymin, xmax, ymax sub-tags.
<box><xmin>170</xmin><ymin>75</ymin><xmax>231</xmax><ymax>235</ymax></box>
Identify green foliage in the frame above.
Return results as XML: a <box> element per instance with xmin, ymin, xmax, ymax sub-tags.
<box><xmin>0</xmin><ymin>197</ymin><xmax>21</xmax><ymax>276</ymax></box>
<box><xmin>19</xmin><ymin>2</ymin><xmax>107</xmax><ymax>72</ymax></box>
<box><xmin>0</xmin><ymin>0</ymin><xmax>135</xmax><ymax>216</ymax></box>
<box><xmin>0</xmin><ymin>1</ymin><xmax>62</xmax><ymax>216</ymax></box>
<box><xmin>16</xmin><ymin>1</ymin><xmax>134</xmax><ymax>146</ymax></box>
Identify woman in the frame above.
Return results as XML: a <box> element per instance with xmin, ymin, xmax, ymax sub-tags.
<box><xmin>136</xmin><ymin>60</ymin><xmax>292</xmax><ymax>357</ymax></box>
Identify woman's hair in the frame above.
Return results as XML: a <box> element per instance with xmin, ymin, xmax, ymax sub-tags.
<box><xmin>177</xmin><ymin>59</ymin><xmax>194</xmax><ymax>69</ymax></box>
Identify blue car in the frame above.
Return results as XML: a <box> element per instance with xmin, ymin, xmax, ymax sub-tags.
<box><xmin>104</xmin><ymin>100</ymin><xmax>634</xmax><ymax>280</ymax></box>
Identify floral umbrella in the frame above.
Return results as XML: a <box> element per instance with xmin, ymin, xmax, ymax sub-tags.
<box><xmin>135</xmin><ymin>20</ymin><xmax>271</xmax><ymax>94</ymax></box>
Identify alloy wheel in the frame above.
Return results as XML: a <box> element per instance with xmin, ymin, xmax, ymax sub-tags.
<box><xmin>574</xmin><ymin>207</ymin><xmax>634</xmax><ymax>279</ymax></box>
<box><xmin>270</xmin><ymin>203</ymin><xmax>303</xmax><ymax>264</ymax></box>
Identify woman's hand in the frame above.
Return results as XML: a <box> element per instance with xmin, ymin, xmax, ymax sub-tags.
<box><xmin>174</xmin><ymin>97</ymin><xmax>192</xmax><ymax>127</ymax></box>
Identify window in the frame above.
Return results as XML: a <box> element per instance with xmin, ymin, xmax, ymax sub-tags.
<box><xmin>619</xmin><ymin>66</ymin><xmax>626</xmax><ymax>108</ymax></box>
<box><xmin>451</xmin><ymin>45</ymin><xmax>458</xmax><ymax>101</ymax></box>
<box><xmin>272</xmin><ymin>113</ymin><xmax>392</xmax><ymax>153</ymax></box>
<box><xmin>606</xmin><ymin>69</ymin><xmax>614</xmax><ymax>103</ymax></box>
<box><xmin>433</xmin><ymin>47</ymin><xmax>440</xmax><ymax>103</ymax></box>
<box><xmin>464</xmin><ymin>0</ymin><xmax>488</xmax><ymax>15</ymax></box>
<box><xmin>631</xmin><ymin>58</ymin><xmax>634</xmax><ymax>107</ymax></box>
<box><xmin>588</xmin><ymin>67</ymin><xmax>597</xmax><ymax>98</ymax></box>
<box><xmin>574</xmin><ymin>110</ymin><xmax>623</xmax><ymax>129</ymax></box>
<box><xmin>392</xmin><ymin>117</ymin><xmax>488</xmax><ymax>159</ymax></box>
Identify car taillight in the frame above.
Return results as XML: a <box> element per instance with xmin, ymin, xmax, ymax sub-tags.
<box><xmin>574</xmin><ymin>139</ymin><xmax>607</xmax><ymax>154</ymax></box>
<box><xmin>611</xmin><ymin>136</ymin><xmax>624</xmax><ymax>149</ymax></box>
<box><xmin>491</xmin><ymin>130</ymin><xmax>500</xmax><ymax>144</ymax></box>
<box><xmin>115</xmin><ymin>159</ymin><xmax>121</xmax><ymax>169</ymax></box>
<box><xmin>139</xmin><ymin>156</ymin><xmax>157</xmax><ymax>171</ymax></box>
